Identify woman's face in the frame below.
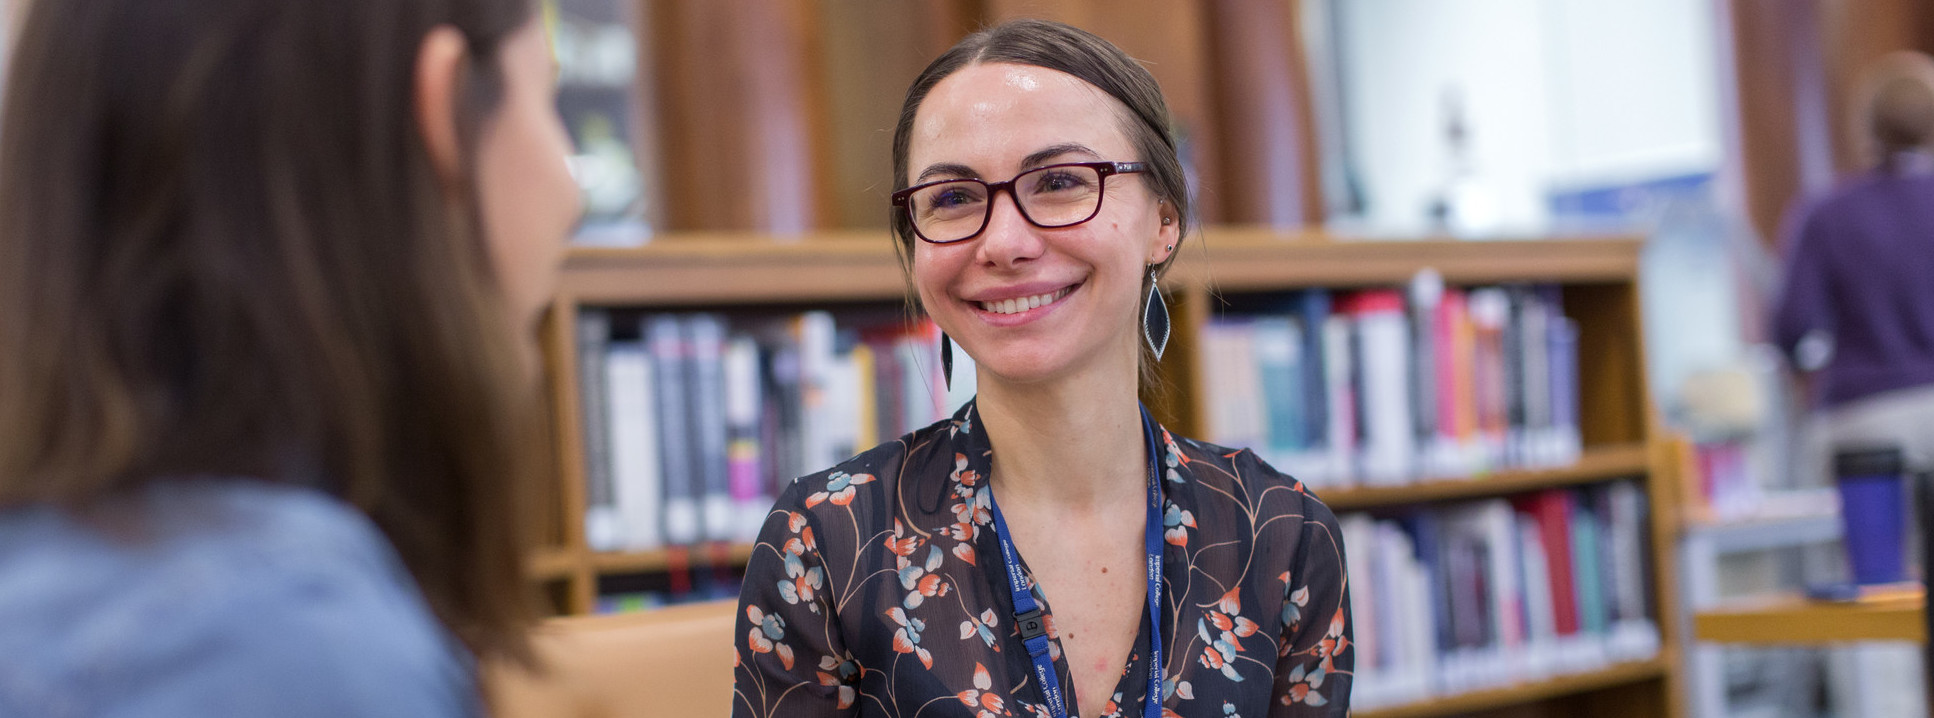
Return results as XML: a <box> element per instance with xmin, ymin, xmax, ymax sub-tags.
<box><xmin>907</xmin><ymin>62</ymin><xmax>1178</xmax><ymax>387</ymax></box>
<box><xmin>474</xmin><ymin>19</ymin><xmax>580</xmax><ymax>333</ymax></box>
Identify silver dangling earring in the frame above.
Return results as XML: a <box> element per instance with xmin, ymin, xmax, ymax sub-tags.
<box><xmin>940</xmin><ymin>332</ymin><xmax>954</xmax><ymax>392</ymax></box>
<box><xmin>1143</xmin><ymin>266</ymin><xmax>1170</xmax><ymax>361</ymax></box>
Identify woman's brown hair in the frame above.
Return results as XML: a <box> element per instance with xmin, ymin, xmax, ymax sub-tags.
<box><xmin>889</xmin><ymin>19</ymin><xmax>1193</xmax><ymax>387</ymax></box>
<box><xmin>0</xmin><ymin>0</ymin><xmax>543</xmax><ymax>661</ymax></box>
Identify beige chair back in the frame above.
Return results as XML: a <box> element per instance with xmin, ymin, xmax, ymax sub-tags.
<box><xmin>488</xmin><ymin>599</ymin><xmax>739</xmax><ymax>717</ymax></box>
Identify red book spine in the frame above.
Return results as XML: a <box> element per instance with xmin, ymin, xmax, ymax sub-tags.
<box><xmin>1520</xmin><ymin>490</ymin><xmax>1579</xmax><ymax>635</ymax></box>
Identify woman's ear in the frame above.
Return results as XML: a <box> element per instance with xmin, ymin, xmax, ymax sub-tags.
<box><xmin>1150</xmin><ymin>200</ymin><xmax>1181</xmax><ymax>264</ymax></box>
<box><xmin>414</xmin><ymin>26</ymin><xmax>469</xmax><ymax>189</ymax></box>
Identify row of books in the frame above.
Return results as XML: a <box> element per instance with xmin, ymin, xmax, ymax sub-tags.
<box><xmin>1200</xmin><ymin>280</ymin><xmax>1582</xmax><ymax>489</ymax></box>
<box><xmin>576</xmin><ymin>309</ymin><xmax>973</xmax><ymax>553</ymax></box>
<box><xmin>1342</xmin><ymin>482</ymin><xmax>1661</xmax><ymax>709</ymax></box>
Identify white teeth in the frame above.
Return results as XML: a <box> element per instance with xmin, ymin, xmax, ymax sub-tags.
<box><xmin>978</xmin><ymin>288</ymin><xmax>1070</xmax><ymax>315</ymax></box>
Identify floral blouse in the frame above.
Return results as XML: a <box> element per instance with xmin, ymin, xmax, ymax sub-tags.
<box><xmin>732</xmin><ymin>401</ymin><xmax>1352</xmax><ymax>718</ymax></box>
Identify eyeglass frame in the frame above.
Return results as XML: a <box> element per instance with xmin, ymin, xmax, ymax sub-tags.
<box><xmin>890</xmin><ymin>160</ymin><xmax>1151</xmax><ymax>244</ymax></box>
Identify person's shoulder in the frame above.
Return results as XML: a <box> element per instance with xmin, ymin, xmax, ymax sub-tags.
<box><xmin>774</xmin><ymin>411</ymin><xmax>973</xmax><ymax>518</ymax></box>
<box><xmin>1166</xmin><ymin>432</ymin><xmax>1339</xmax><ymax>518</ymax></box>
<box><xmin>0</xmin><ymin>480</ymin><xmax>475</xmax><ymax>717</ymax></box>
<box><xmin>161</xmin><ymin>554</ymin><xmax>477</xmax><ymax>716</ymax></box>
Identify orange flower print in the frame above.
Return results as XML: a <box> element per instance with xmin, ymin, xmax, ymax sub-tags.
<box><xmin>1280</xmin><ymin>583</ymin><xmax>1309</xmax><ymax>640</ymax></box>
<box><xmin>885</xmin><ymin>606</ymin><xmax>933</xmax><ymax>669</ymax></box>
<box><xmin>745</xmin><ymin>605</ymin><xmax>795</xmax><ymax>670</ymax></box>
<box><xmin>959</xmin><ymin>608</ymin><xmax>1000</xmax><ymax>650</ymax></box>
<box><xmin>816</xmin><ymin>652</ymin><xmax>860</xmax><ymax>710</ymax></box>
<box><xmin>1208</xmin><ymin>609</ymin><xmax>1260</xmax><ymax>640</ymax></box>
<box><xmin>898</xmin><ymin>545</ymin><xmax>951</xmax><ymax>609</ymax></box>
<box><xmin>1195</xmin><ymin>600</ymin><xmax>1255</xmax><ymax>683</ymax></box>
<box><xmin>949</xmin><ymin>530</ymin><xmax>979</xmax><ymax>565</ymax></box>
<box><xmin>1213</xmin><ymin>587</ymin><xmax>1242</xmax><ymax>614</ymax></box>
<box><xmin>805</xmin><ymin>471</ymin><xmax>876</xmax><ymax>508</ymax></box>
<box><xmin>950</xmin><ymin>454</ymin><xmax>981</xmax><ymax>494</ymax></box>
<box><xmin>949</xmin><ymin>473</ymin><xmax>992</xmax><ymax>528</ymax></box>
<box><xmin>778</xmin><ymin>550</ymin><xmax>824</xmax><ymax>612</ymax></box>
<box><xmin>1162</xmin><ymin>429</ymin><xmax>1188</xmax><ymax>484</ymax></box>
<box><xmin>954</xmin><ymin>662</ymin><xmax>1006</xmax><ymax>717</ymax></box>
<box><xmin>1316</xmin><ymin>608</ymin><xmax>1350</xmax><ymax>670</ymax></box>
<box><xmin>1277</xmin><ymin>661</ymin><xmax>1330</xmax><ymax>708</ymax></box>
<box><xmin>1097</xmin><ymin>691</ymin><xmax>1126</xmax><ymax>718</ymax></box>
<box><xmin>1163</xmin><ymin>501</ymin><xmax>1196</xmax><ymax>547</ymax></box>
<box><xmin>885</xmin><ymin>519</ymin><xmax>920</xmax><ymax>564</ymax></box>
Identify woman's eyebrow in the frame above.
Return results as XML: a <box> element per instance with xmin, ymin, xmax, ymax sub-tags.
<box><xmin>915</xmin><ymin>162</ymin><xmax>977</xmax><ymax>184</ymax></box>
<box><xmin>1019</xmin><ymin>143</ymin><xmax>1100</xmax><ymax>169</ymax></box>
<box><xmin>912</xmin><ymin>143</ymin><xmax>1101</xmax><ymax>185</ymax></box>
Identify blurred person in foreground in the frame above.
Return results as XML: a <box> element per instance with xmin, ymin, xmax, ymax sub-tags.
<box><xmin>731</xmin><ymin>19</ymin><xmax>1350</xmax><ymax>718</ymax></box>
<box><xmin>0</xmin><ymin>0</ymin><xmax>580</xmax><ymax>714</ymax></box>
<box><xmin>1774</xmin><ymin>51</ymin><xmax>1934</xmax><ymax>474</ymax></box>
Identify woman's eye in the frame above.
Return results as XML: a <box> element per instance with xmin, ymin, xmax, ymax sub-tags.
<box><xmin>933</xmin><ymin>188</ymin><xmax>978</xmax><ymax>208</ymax></box>
<box><xmin>1034</xmin><ymin>171</ymin><xmax>1089</xmax><ymax>193</ymax></box>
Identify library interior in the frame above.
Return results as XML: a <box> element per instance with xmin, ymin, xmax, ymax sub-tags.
<box><xmin>2</xmin><ymin>1</ymin><xmax>1934</xmax><ymax>717</ymax></box>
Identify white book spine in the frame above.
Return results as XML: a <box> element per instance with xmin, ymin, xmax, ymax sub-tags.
<box><xmin>1357</xmin><ymin>307</ymin><xmax>1414</xmax><ymax>484</ymax></box>
<box><xmin>605</xmin><ymin>343</ymin><xmax>663</xmax><ymax>551</ymax></box>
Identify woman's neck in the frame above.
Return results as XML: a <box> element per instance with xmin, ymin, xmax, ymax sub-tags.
<box><xmin>974</xmin><ymin>352</ymin><xmax>1147</xmax><ymax>509</ymax></box>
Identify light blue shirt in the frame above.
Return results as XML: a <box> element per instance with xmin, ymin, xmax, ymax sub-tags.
<box><xmin>0</xmin><ymin>479</ymin><xmax>479</xmax><ymax>717</ymax></box>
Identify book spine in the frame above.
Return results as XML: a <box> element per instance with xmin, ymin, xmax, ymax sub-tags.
<box><xmin>723</xmin><ymin>335</ymin><xmax>767</xmax><ymax>544</ymax></box>
<box><xmin>1253</xmin><ymin>315</ymin><xmax>1305</xmax><ymax>468</ymax></box>
<box><xmin>688</xmin><ymin>314</ymin><xmax>734</xmax><ymax>543</ymax></box>
<box><xmin>1298</xmin><ymin>289</ymin><xmax>1333</xmax><ymax>465</ymax></box>
<box><xmin>577</xmin><ymin>309</ymin><xmax>622</xmax><ymax>552</ymax></box>
<box><xmin>1350</xmin><ymin>291</ymin><xmax>1414</xmax><ymax>484</ymax></box>
<box><xmin>647</xmin><ymin>314</ymin><xmax>699</xmax><ymax>547</ymax></box>
<box><xmin>1323</xmin><ymin>315</ymin><xmax>1358</xmax><ymax>485</ymax></box>
<box><xmin>605</xmin><ymin>340</ymin><xmax>663</xmax><ymax>551</ymax></box>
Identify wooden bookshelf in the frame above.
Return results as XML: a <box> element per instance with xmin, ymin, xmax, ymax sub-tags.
<box><xmin>1693</xmin><ymin>589</ymin><xmax>1925</xmax><ymax>644</ymax></box>
<box><xmin>530</xmin><ymin>230</ymin><xmax>1684</xmax><ymax>717</ymax></box>
<box><xmin>526</xmin><ymin>547</ymin><xmax>580</xmax><ymax>582</ymax></box>
<box><xmin>1354</xmin><ymin>659</ymin><xmax>1671</xmax><ymax>718</ymax></box>
<box><xmin>589</xmin><ymin>544</ymin><xmax>758</xmax><ymax>575</ymax></box>
<box><xmin>1321</xmin><ymin>443</ymin><xmax>1651</xmax><ymax>511</ymax></box>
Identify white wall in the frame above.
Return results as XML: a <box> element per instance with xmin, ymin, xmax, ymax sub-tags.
<box><xmin>1335</xmin><ymin>0</ymin><xmax>1724</xmax><ymax>231</ymax></box>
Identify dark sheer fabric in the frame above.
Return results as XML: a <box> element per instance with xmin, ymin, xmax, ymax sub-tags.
<box><xmin>732</xmin><ymin>401</ymin><xmax>1352</xmax><ymax>718</ymax></box>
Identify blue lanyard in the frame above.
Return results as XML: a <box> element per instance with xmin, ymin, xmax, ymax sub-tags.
<box><xmin>986</xmin><ymin>406</ymin><xmax>1165</xmax><ymax>718</ymax></box>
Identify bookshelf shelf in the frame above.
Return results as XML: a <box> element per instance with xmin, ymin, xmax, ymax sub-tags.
<box><xmin>526</xmin><ymin>547</ymin><xmax>580</xmax><ymax>581</ymax></box>
<box><xmin>558</xmin><ymin>230</ymin><xmax>1644</xmax><ymax>306</ymax></box>
<box><xmin>1353</xmin><ymin>658</ymin><xmax>1669</xmax><ymax>718</ymax></box>
<box><xmin>1693</xmin><ymin>590</ymin><xmax>1925</xmax><ymax>644</ymax></box>
<box><xmin>1319</xmin><ymin>443</ymin><xmax>1652</xmax><ymax>511</ymax></box>
<box><xmin>589</xmin><ymin>544</ymin><xmax>759</xmax><ymax>575</ymax></box>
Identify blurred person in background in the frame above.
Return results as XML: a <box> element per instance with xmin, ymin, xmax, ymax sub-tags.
<box><xmin>731</xmin><ymin>19</ymin><xmax>1350</xmax><ymax>718</ymax></box>
<box><xmin>1774</xmin><ymin>51</ymin><xmax>1934</xmax><ymax>476</ymax></box>
<box><xmin>0</xmin><ymin>0</ymin><xmax>579</xmax><ymax>714</ymax></box>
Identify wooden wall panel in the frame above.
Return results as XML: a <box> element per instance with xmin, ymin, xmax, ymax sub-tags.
<box><xmin>1819</xmin><ymin>0</ymin><xmax>1934</xmax><ymax>172</ymax></box>
<box><xmin>1723</xmin><ymin>0</ymin><xmax>1834</xmax><ymax>247</ymax></box>
<box><xmin>649</xmin><ymin>0</ymin><xmax>828</xmax><ymax>233</ymax></box>
<box><xmin>1203</xmin><ymin>0</ymin><xmax>1324</xmax><ymax>227</ymax></box>
<box><xmin>815</xmin><ymin>1</ymin><xmax>977</xmax><ymax>228</ymax></box>
<box><xmin>983</xmin><ymin>0</ymin><xmax>1228</xmax><ymax>225</ymax></box>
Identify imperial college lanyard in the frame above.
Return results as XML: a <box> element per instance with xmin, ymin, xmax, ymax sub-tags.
<box><xmin>985</xmin><ymin>406</ymin><xmax>1166</xmax><ymax>718</ymax></box>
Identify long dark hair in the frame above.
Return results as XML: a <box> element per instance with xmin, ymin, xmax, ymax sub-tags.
<box><xmin>0</xmin><ymin>0</ymin><xmax>543</xmax><ymax>661</ymax></box>
<box><xmin>889</xmin><ymin>19</ymin><xmax>1193</xmax><ymax>385</ymax></box>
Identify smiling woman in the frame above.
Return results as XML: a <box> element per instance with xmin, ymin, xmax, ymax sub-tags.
<box><xmin>732</xmin><ymin>19</ymin><xmax>1353</xmax><ymax>718</ymax></box>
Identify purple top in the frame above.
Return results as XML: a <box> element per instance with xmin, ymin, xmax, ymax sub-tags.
<box><xmin>1773</xmin><ymin>163</ymin><xmax>1934</xmax><ymax>409</ymax></box>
